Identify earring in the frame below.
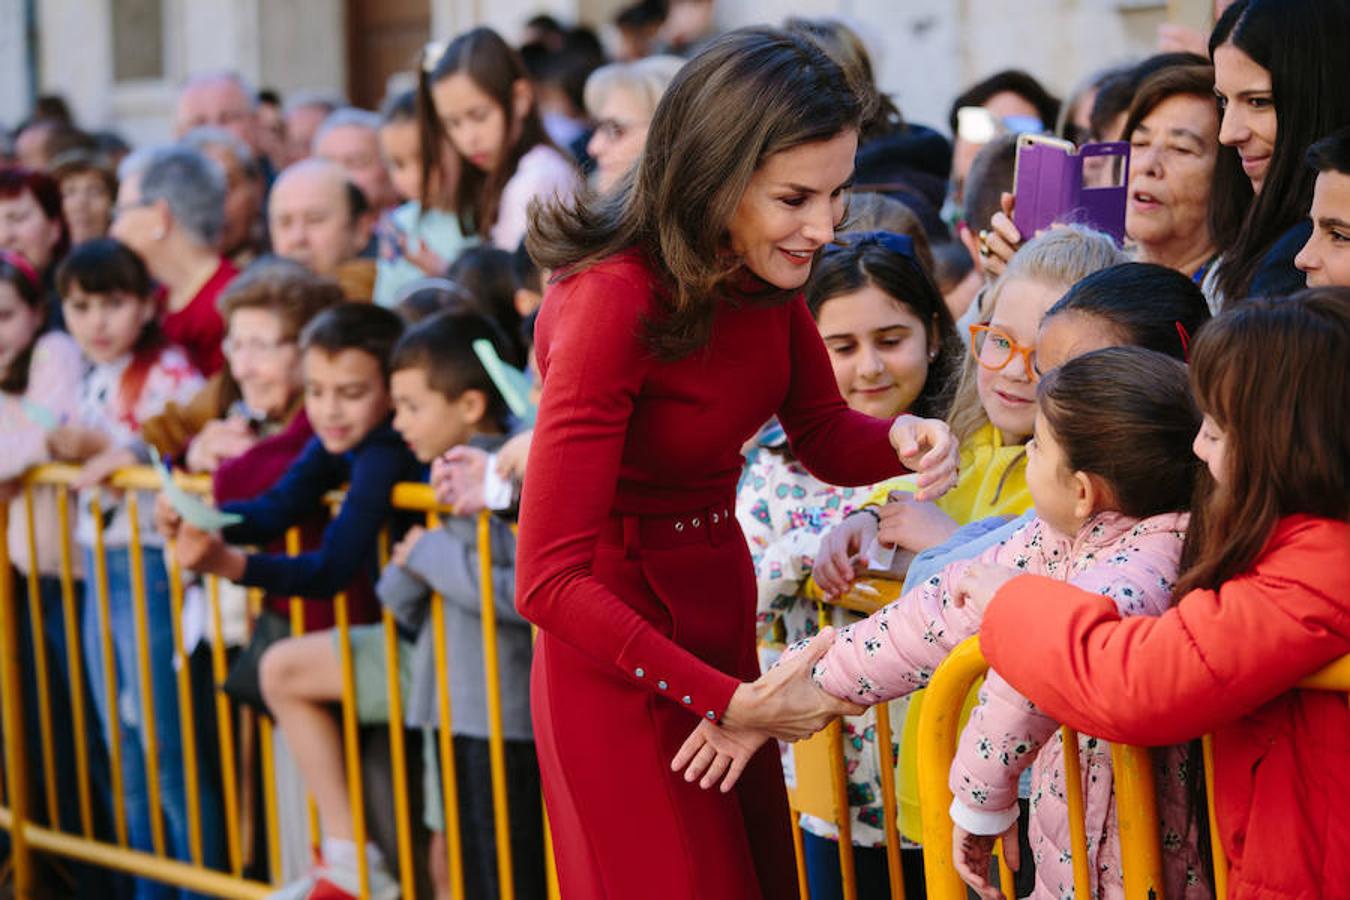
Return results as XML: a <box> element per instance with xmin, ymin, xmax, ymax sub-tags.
<box><xmin>928</xmin><ymin>350</ymin><xmax>938</xmax><ymax>361</ymax></box>
<box><xmin>153</xmin><ymin>227</ymin><xmax>167</xmax><ymax>241</ymax></box>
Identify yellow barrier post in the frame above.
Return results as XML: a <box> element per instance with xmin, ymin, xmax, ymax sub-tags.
<box><xmin>206</xmin><ymin>574</ymin><xmax>244</xmax><ymax>875</ymax></box>
<box><xmin>873</xmin><ymin>702</ymin><xmax>907</xmax><ymax>899</ymax></box>
<box><xmin>125</xmin><ymin>491</ymin><xmax>168</xmax><ymax>858</ymax></box>
<box><xmin>1058</xmin><ymin>726</ymin><xmax>1094</xmax><ymax>897</ymax></box>
<box><xmin>90</xmin><ymin>493</ymin><xmax>130</xmax><ymax>848</ymax></box>
<box><xmin>1109</xmin><ymin>743</ymin><xmax>1165</xmax><ymax>897</ymax></box>
<box><xmin>251</xmin><ymin>583</ymin><xmax>283</xmax><ymax>885</ymax></box>
<box><xmin>375</xmin><ymin>524</ymin><xmax>416</xmax><ymax>900</ymax></box>
<box><xmin>429</xmin><ymin>510</ymin><xmax>467</xmax><ymax>900</ymax></box>
<box><xmin>164</xmin><ymin>531</ymin><xmax>206</xmax><ymax>866</ymax></box>
<box><xmin>56</xmin><ymin>483</ymin><xmax>95</xmax><ymax>838</ymax></box>
<box><xmin>334</xmin><ymin>590</ymin><xmax>372</xmax><ymax>899</ymax></box>
<box><xmin>476</xmin><ymin>510</ymin><xmax>517</xmax><ymax>900</ymax></box>
<box><xmin>0</xmin><ymin>502</ymin><xmax>36</xmax><ymax>895</ymax></box>
<box><xmin>915</xmin><ymin>637</ymin><xmax>992</xmax><ymax>900</ymax></box>
<box><xmin>285</xmin><ymin>526</ymin><xmax>322</xmax><ymax>854</ymax></box>
<box><xmin>21</xmin><ymin>484</ymin><xmax>60</xmax><ymax>828</ymax></box>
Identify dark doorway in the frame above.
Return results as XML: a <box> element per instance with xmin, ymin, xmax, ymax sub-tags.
<box><xmin>345</xmin><ymin>0</ymin><xmax>430</xmax><ymax>110</ymax></box>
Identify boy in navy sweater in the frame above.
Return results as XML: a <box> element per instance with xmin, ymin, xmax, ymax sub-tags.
<box><xmin>156</xmin><ymin>302</ymin><xmax>420</xmax><ymax>897</ymax></box>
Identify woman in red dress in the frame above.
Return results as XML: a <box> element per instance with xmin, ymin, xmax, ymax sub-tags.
<box><xmin>517</xmin><ymin>28</ymin><xmax>959</xmax><ymax>899</ymax></box>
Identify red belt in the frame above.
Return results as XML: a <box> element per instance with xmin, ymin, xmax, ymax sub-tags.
<box><xmin>599</xmin><ymin>502</ymin><xmax>738</xmax><ymax>553</ymax></box>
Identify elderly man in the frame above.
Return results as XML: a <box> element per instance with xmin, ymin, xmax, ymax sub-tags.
<box><xmin>181</xmin><ymin>127</ymin><xmax>266</xmax><ymax>267</ymax></box>
<box><xmin>283</xmin><ymin>91</ymin><xmax>344</xmax><ymax>167</ymax></box>
<box><xmin>175</xmin><ymin>73</ymin><xmax>259</xmax><ymax>152</ymax></box>
<box><xmin>312</xmin><ymin>107</ymin><xmax>400</xmax><ymax>213</ymax></box>
<box><xmin>268</xmin><ymin>158</ymin><xmax>375</xmax><ymax>300</ymax></box>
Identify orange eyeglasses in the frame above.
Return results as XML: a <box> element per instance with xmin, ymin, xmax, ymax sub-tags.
<box><xmin>969</xmin><ymin>324</ymin><xmax>1039</xmax><ymax>381</ymax></box>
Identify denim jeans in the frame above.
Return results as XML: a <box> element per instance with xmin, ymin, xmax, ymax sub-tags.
<box><xmin>81</xmin><ymin>546</ymin><xmax>226</xmax><ymax>899</ymax></box>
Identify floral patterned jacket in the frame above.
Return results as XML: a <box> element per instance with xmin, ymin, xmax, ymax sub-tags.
<box><xmin>736</xmin><ymin>441</ymin><xmax>897</xmax><ymax>847</ymax></box>
<box><xmin>805</xmin><ymin>511</ymin><xmax>1210</xmax><ymax>899</ymax></box>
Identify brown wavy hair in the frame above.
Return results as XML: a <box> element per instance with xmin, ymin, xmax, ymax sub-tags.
<box><xmin>528</xmin><ymin>26</ymin><xmax>873</xmax><ymax>361</ymax></box>
<box><xmin>1175</xmin><ymin>289</ymin><xmax>1349</xmax><ymax>597</ymax></box>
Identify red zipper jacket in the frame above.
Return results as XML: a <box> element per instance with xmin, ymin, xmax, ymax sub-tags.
<box><xmin>980</xmin><ymin>515</ymin><xmax>1350</xmax><ymax>899</ymax></box>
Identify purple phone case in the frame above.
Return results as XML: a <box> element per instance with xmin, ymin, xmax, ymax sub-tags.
<box><xmin>1014</xmin><ymin>140</ymin><xmax>1130</xmax><ymax>244</ymax></box>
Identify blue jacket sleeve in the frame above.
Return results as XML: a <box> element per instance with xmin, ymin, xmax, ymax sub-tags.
<box><xmin>234</xmin><ymin>439</ymin><xmax>413</xmax><ymax>598</ymax></box>
<box><xmin>219</xmin><ymin>436</ymin><xmax>333</xmax><ymax>546</ymax></box>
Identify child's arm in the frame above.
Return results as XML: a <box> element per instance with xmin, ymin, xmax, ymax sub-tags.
<box><xmin>0</xmin><ymin>335</ymin><xmax>82</xmax><ymax>481</ymax></box>
<box><xmin>806</xmin><ymin>519</ymin><xmax>1045</xmax><ymax>705</ymax></box>
<box><xmin>230</xmin><ymin>439</ymin><xmax>415</xmax><ymax>598</ymax></box>
<box><xmin>399</xmin><ymin>519</ymin><xmax>524</xmax><ymax>626</ymax></box>
<box><xmin>979</xmin><ymin>520</ymin><xmax>1350</xmax><ymax>747</ymax></box>
<box><xmin>376</xmin><ymin>525</ymin><xmax>433</xmax><ymax>633</ymax></box>
<box><xmin>215</xmin><ymin>437</ymin><xmax>336</xmax><ymax>545</ymax></box>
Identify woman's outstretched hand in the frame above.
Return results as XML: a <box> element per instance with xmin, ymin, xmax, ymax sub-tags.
<box><xmin>672</xmin><ymin>628</ymin><xmax>864</xmax><ymax>792</ymax></box>
<box><xmin>889</xmin><ymin>415</ymin><xmax>959</xmax><ymax>502</ymax></box>
<box><xmin>670</xmin><ymin>718</ymin><xmax>770</xmax><ymax>793</ymax></box>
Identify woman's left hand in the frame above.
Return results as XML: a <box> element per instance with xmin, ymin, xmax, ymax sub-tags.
<box><xmin>952</xmin><ymin>562</ymin><xmax>1023</xmax><ymax>618</ymax></box>
<box><xmin>670</xmin><ymin>719</ymin><xmax>770</xmax><ymax>793</ymax></box>
<box><xmin>889</xmin><ymin>414</ymin><xmax>958</xmax><ymax>502</ymax></box>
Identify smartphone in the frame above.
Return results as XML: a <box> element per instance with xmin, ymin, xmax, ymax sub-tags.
<box><xmin>1013</xmin><ymin>134</ymin><xmax>1130</xmax><ymax>244</ymax></box>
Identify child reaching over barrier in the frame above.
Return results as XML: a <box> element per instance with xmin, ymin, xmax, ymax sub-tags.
<box><xmin>54</xmin><ymin>238</ymin><xmax>223</xmax><ymax>892</ymax></box>
<box><xmin>676</xmin><ymin>347</ymin><xmax>1210</xmax><ymax>900</ymax></box>
<box><xmin>421</xmin><ymin>26</ymin><xmax>580</xmax><ymax>251</ymax></box>
<box><xmin>969</xmin><ymin>289</ymin><xmax>1350</xmax><ymax>899</ymax></box>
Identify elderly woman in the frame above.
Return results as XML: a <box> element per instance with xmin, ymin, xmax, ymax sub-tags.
<box><xmin>180</xmin><ymin>126</ymin><xmax>266</xmax><ymax>268</ymax></box>
<box><xmin>1123</xmin><ymin>64</ymin><xmax>1220</xmax><ymax>281</ymax></box>
<box><xmin>583</xmin><ymin>55</ymin><xmax>684</xmax><ymax>193</ymax></box>
<box><xmin>0</xmin><ymin>166</ymin><xmax>70</xmax><ymax>324</ymax></box>
<box><xmin>111</xmin><ymin>145</ymin><xmax>237</xmax><ymax>376</ymax></box>
<box><xmin>51</xmin><ymin>149</ymin><xmax>118</xmax><ymax>245</ymax></box>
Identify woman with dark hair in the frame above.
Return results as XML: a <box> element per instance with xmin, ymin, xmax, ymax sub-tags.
<box><xmin>0</xmin><ymin>166</ymin><xmax>71</xmax><ymax>325</ymax></box>
<box><xmin>1205</xmin><ymin>0</ymin><xmax>1350</xmax><ymax>307</ymax></box>
<box><xmin>519</xmin><ymin>27</ymin><xmax>958</xmax><ymax>898</ymax></box>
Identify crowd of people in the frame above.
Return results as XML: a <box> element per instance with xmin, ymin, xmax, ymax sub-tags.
<box><xmin>0</xmin><ymin>0</ymin><xmax>1347</xmax><ymax>898</ymax></box>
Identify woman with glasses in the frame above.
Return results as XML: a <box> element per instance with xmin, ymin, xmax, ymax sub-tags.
<box><xmin>582</xmin><ymin>55</ymin><xmax>684</xmax><ymax>194</ymax></box>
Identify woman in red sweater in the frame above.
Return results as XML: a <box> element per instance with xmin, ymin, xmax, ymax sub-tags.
<box><xmin>517</xmin><ymin>28</ymin><xmax>959</xmax><ymax>899</ymax></box>
<box><xmin>963</xmin><ymin>289</ymin><xmax>1349</xmax><ymax>899</ymax></box>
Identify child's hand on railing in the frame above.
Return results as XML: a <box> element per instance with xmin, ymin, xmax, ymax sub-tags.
<box><xmin>154</xmin><ymin>491</ymin><xmax>184</xmax><ymax>541</ymax></box>
<box><xmin>888</xmin><ymin>415</ymin><xmax>959</xmax><ymax>502</ymax></box>
<box><xmin>953</xmin><ymin>820</ymin><xmax>1020</xmax><ymax>900</ymax></box>
<box><xmin>47</xmin><ymin>424</ymin><xmax>109</xmax><ymax>463</ymax></box>
<box><xmin>813</xmin><ymin>513</ymin><xmax>877</xmax><ymax>597</ymax></box>
<box><xmin>172</xmin><ymin>523</ymin><xmax>246</xmax><ymax>581</ymax></box>
<box><xmin>73</xmin><ymin>447</ymin><xmax>138</xmax><ymax>491</ymax></box>
<box><xmin>391</xmin><ymin>525</ymin><xmax>426</xmax><ymax>567</ymax></box>
<box><xmin>670</xmin><ymin>718</ymin><xmax>770</xmax><ymax>793</ymax></box>
<box><xmin>952</xmin><ymin>562</ymin><xmax>1023</xmax><ymax>618</ymax></box>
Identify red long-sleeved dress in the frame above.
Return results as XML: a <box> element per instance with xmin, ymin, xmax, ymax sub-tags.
<box><xmin>515</xmin><ymin>251</ymin><xmax>906</xmax><ymax>899</ymax></box>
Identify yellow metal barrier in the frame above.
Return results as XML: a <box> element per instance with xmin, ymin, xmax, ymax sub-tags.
<box><xmin>784</xmin><ymin>576</ymin><xmax>911</xmax><ymax>900</ymax></box>
<box><xmin>0</xmin><ymin>464</ymin><xmax>555</xmax><ymax>899</ymax></box>
<box><xmin>913</xmin><ymin>637</ymin><xmax>1165</xmax><ymax>900</ymax></box>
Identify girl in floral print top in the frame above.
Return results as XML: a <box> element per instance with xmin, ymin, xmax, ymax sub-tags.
<box><xmin>50</xmin><ymin>239</ymin><xmax>203</xmax><ymax>547</ymax></box>
<box><xmin>705</xmin><ymin>349</ymin><xmax>1211</xmax><ymax>899</ymax></box>
<box><xmin>734</xmin><ymin>231</ymin><xmax>960</xmax><ymax>890</ymax></box>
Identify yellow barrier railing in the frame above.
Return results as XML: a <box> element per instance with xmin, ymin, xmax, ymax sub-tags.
<box><xmin>912</xmin><ymin>634</ymin><xmax>1349</xmax><ymax>900</ymax></box>
<box><xmin>0</xmin><ymin>464</ymin><xmax>555</xmax><ymax>899</ymax></box>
